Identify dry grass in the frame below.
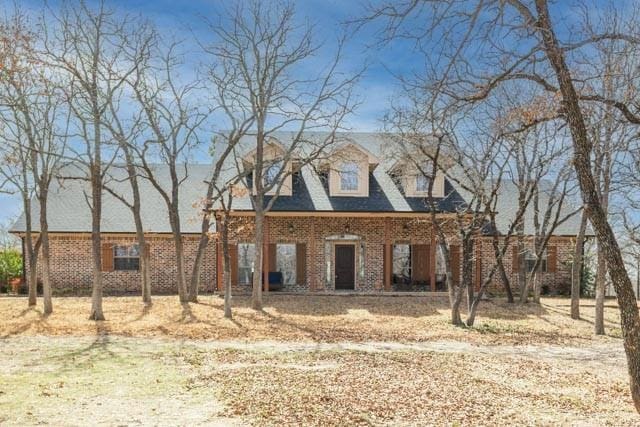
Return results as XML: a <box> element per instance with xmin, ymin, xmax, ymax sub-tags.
<box><xmin>0</xmin><ymin>294</ymin><xmax>624</xmax><ymax>344</ymax></box>
<box><xmin>1</xmin><ymin>295</ymin><xmax>636</xmax><ymax>425</ymax></box>
<box><xmin>191</xmin><ymin>348</ymin><xmax>636</xmax><ymax>426</ymax></box>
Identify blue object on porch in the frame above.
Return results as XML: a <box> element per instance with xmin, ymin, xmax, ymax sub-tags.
<box><xmin>266</xmin><ymin>271</ymin><xmax>284</xmax><ymax>291</ymax></box>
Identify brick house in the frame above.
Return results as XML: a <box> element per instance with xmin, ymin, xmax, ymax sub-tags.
<box><xmin>11</xmin><ymin>132</ymin><xmax>586</xmax><ymax>296</ymax></box>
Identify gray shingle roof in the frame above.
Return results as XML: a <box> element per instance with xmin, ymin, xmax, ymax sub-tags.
<box><xmin>11</xmin><ymin>163</ymin><xmax>213</xmax><ymax>234</ymax></box>
<box><xmin>10</xmin><ymin>132</ymin><xmax>587</xmax><ymax>236</ymax></box>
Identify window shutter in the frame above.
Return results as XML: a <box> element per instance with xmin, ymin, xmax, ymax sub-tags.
<box><xmin>450</xmin><ymin>244</ymin><xmax>460</xmax><ymax>285</ymax></box>
<box><xmin>296</xmin><ymin>243</ymin><xmax>306</xmax><ymax>285</ymax></box>
<box><xmin>268</xmin><ymin>243</ymin><xmax>277</xmax><ymax>272</ymax></box>
<box><xmin>512</xmin><ymin>248</ymin><xmax>520</xmax><ymax>273</ymax></box>
<box><xmin>229</xmin><ymin>244</ymin><xmax>238</xmax><ymax>285</ymax></box>
<box><xmin>548</xmin><ymin>246</ymin><xmax>557</xmax><ymax>273</ymax></box>
<box><xmin>411</xmin><ymin>244</ymin><xmax>429</xmax><ymax>282</ymax></box>
<box><xmin>101</xmin><ymin>243</ymin><xmax>114</xmax><ymax>272</ymax></box>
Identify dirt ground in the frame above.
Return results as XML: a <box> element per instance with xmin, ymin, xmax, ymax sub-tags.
<box><xmin>0</xmin><ymin>295</ymin><xmax>636</xmax><ymax>425</ymax></box>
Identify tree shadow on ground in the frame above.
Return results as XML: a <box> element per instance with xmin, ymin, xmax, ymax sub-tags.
<box><xmin>37</xmin><ymin>322</ymin><xmax>122</xmax><ymax>374</ymax></box>
<box><xmin>1</xmin><ymin>306</ymin><xmax>45</xmax><ymax>338</ymax></box>
<box><xmin>472</xmin><ymin>299</ymin><xmax>549</xmax><ymax>321</ymax></box>
<box><xmin>229</xmin><ymin>294</ymin><xmax>445</xmax><ymax>318</ymax></box>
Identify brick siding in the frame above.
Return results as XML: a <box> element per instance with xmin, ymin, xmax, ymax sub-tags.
<box><xmin>28</xmin><ymin>217</ymin><xmax>574</xmax><ymax>296</ymax></box>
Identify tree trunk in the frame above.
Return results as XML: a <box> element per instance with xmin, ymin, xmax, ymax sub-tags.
<box><xmin>532</xmin><ymin>270</ymin><xmax>542</xmax><ymax>304</ymax></box>
<box><xmin>221</xmin><ymin>216</ymin><xmax>232</xmax><ymax>319</ymax></box>
<box><xmin>490</xmin><ymin>232</ymin><xmax>514</xmax><ymax>303</ymax></box>
<box><xmin>137</xmin><ymin>226</ymin><xmax>151</xmax><ymax>305</ymax></box>
<box><xmin>463</xmin><ymin>238</ymin><xmax>474</xmax><ymax>312</ymax></box>
<box><xmin>517</xmin><ymin>235</ymin><xmax>528</xmax><ymax>303</ymax></box>
<box><xmin>170</xmin><ymin>210</ymin><xmax>188</xmax><ymax>303</ymax></box>
<box><xmin>594</xmin><ymin>246</ymin><xmax>606</xmax><ymax>334</ymax></box>
<box><xmin>571</xmin><ymin>210</ymin><xmax>587</xmax><ymax>319</ymax></box>
<box><xmin>22</xmin><ymin>194</ymin><xmax>37</xmax><ymax>306</ymax></box>
<box><xmin>123</xmin><ymin>146</ymin><xmax>151</xmax><ymax>305</ymax></box>
<box><xmin>535</xmin><ymin>0</ymin><xmax>640</xmax><ymax>412</ymax></box>
<box><xmin>440</xmin><ymin>241</ymin><xmax>462</xmax><ymax>325</ymax></box>
<box><xmin>188</xmin><ymin>208</ymin><xmax>213</xmax><ymax>302</ymax></box>
<box><xmin>89</xmin><ymin>203</ymin><xmax>105</xmax><ymax>320</ymax></box>
<box><xmin>39</xmin><ymin>194</ymin><xmax>52</xmax><ymax>315</ymax></box>
<box><xmin>252</xmin><ymin>208</ymin><xmax>264</xmax><ymax>311</ymax></box>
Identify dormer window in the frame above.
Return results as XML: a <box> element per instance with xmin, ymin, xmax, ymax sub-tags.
<box><xmin>389</xmin><ymin>157</ymin><xmax>445</xmax><ymax>198</ymax></box>
<box><xmin>416</xmin><ymin>172</ymin><xmax>429</xmax><ymax>193</ymax></box>
<box><xmin>264</xmin><ymin>160</ymin><xmax>283</xmax><ymax>188</ymax></box>
<box><xmin>325</xmin><ymin>142</ymin><xmax>379</xmax><ymax>197</ymax></box>
<box><xmin>340</xmin><ymin>162</ymin><xmax>359</xmax><ymax>191</ymax></box>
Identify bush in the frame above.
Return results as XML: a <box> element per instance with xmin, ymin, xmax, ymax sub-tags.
<box><xmin>0</xmin><ymin>249</ymin><xmax>22</xmax><ymax>286</ymax></box>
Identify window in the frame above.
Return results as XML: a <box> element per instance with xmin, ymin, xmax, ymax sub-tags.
<box><xmin>416</xmin><ymin>173</ymin><xmax>429</xmax><ymax>192</ymax></box>
<box><xmin>238</xmin><ymin>243</ymin><xmax>256</xmax><ymax>285</ymax></box>
<box><xmin>264</xmin><ymin>160</ymin><xmax>283</xmax><ymax>188</ymax></box>
<box><xmin>276</xmin><ymin>244</ymin><xmax>296</xmax><ymax>285</ymax></box>
<box><xmin>392</xmin><ymin>244</ymin><xmax>411</xmax><ymax>284</ymax></box>
<box><xmin>525</xmin><ymin>249</ymin><xmax>547</xmax><ymax>273</ymax></box>
<box><xmin>415</xmin><ymin>162</ymin><xmax>431</xmax><ymax>193</ymax></box>
<box><xmin>114</xmin><ymin>244</ymin><xmax>140</xmax><ymax>271</ymax></box>
<box><xmin>340</xmin><ymin>161</ymin><xmax>359</xmax><ymax>191</ymax></box>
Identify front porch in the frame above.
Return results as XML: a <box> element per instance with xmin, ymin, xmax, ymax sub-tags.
<box><xmin>217</xmin><ymin>213</ymin><xmax>471</xmax><ymax>294</ymax></box>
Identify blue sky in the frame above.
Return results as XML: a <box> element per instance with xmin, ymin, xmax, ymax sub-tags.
<box><xmin>1</xmin><ymin>0</ymin><xmax>421</xmax><ymax>225</ymax></box>
<box><xmin>0</xmin><ymin>0</ymin><xmax>621</xmax><ymax>226</ymax></box>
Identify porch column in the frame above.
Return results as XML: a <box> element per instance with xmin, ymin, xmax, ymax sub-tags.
<box><xmin>310</xmin><ymin>218</ymin><xmax>316</xmax><ymax>291</ymax></box>
<box><xmin>430</xmin><ymin>224</ymin><xmax>436</xmax><ymax>292</ymax></box>
<box><xmin>263</xmin><ymin>216</ymin><xmax>269</xmax><ymax>292</ymax></box>
<box><xmin>384</xmin><ymin>217</ymin><xmax>391</xmax><ymax>291</ymax></box>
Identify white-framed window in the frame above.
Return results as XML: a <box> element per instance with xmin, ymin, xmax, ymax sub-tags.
<box><xmin>340</xmin><ymin>161</ymin><xmax>359</xmax><ymax>191</ymax></box>
<box><xmin>525</xmin><ymin>248</ymin><xmax>547</xmax><ymax>273</ymax></box>
<box><xmin>392</xmin><ymin>244</ymin><xmax>411</xmax><ymax>284</ymax></box>
<box><xmin>416</xmin><ymin>173</ymin><xmax>429</xmax><ymax>192</ymax></box>
<box><xmin>276</xmin><ymin>244</ymin><xmax>296</xmax><ymax>285</ymax></box>
<box><xmin>114</xmin><ymin>244</ymin><xmax>140</xmax><ymax>271</ymax></box>
<box><xmin>238</xmin><ymin>243</ymin><xmax>255</xmax><ymax>285</ymax></box>
<box><xmin>264</xmin><ymin>160</ymin><xmax>283</xmax><ymax>188</ymax></box>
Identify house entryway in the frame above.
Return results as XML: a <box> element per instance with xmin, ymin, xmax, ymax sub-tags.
<box><xmin>334</xmin><ymin>244</ymin><xmax>355</xmax><ymax>290</ymax></box>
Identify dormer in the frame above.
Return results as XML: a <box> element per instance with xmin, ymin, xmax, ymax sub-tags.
<box><xmin>389</xmin><ymin>154</ymin><xmax>447</xmax><ymax>198</ymax></box>
<box><xmin>242</xmin><ymin>139</ymin><xmax>293</xmax><ymax>196</ymax></box>
<box><xmin>322</xmin><ymin>142</ymin><xmax>379</xmax><ymax>197</ymax></box>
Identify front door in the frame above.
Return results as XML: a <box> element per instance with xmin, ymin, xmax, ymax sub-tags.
<box><xmin>335</xmin><ymin>244</ymin><xmax>355</xmax><ymax>290</ymax></box>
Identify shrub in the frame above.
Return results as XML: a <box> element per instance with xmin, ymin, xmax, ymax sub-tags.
<box><xmin>0</xmin><ymin>249</ymin><xmax>22</xmax><ymax>286</ymax></box>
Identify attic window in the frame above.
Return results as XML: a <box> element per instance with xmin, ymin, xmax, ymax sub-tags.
<box><xmin>340</xmin><ymin>162</ymin><xmax>359</xmax><ymax>191</ymax></box>
<box><xmin>264</xmin><ymin>160</ymin><xmax>283</xmax><ymax>188</ymax></box>
<box><xmin>416</xmin><ymin>174</ymin><xmax>429</xmax><ymax>192</ymax></box>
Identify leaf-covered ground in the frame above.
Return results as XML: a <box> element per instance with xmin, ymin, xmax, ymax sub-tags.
<box><xmin>0</xmin><ymin>295</ymin><xmax>626</xmax><ymax>345</ymax></box>
<box><xmin>0</xmin><ymin>335</ymin><xmax>636</xmax><ymax>426</ymax></box>
<box><xmin>0</xmin><ymin>295</ymin><xmax>636</xmax><ymax>425</ymax></box>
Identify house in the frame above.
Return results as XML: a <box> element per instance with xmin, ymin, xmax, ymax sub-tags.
<box><xmin>10</xmin><ymin>132</ymin><xmax>585</xmax><ymax>296</ymax></box>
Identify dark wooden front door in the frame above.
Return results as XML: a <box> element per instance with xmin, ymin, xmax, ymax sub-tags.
<box><xmin>335</xmin><ymin>244</ymin><xmax>355</xmax><ymax>290</ymax></box>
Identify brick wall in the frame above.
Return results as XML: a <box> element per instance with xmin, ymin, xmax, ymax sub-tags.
<box><xmin>477</xmin><ymin>236</ymin><xmax>574</xmax><ymax>296</ymax></box>
<box><xmin>30</xmin><ymin>217</ymin><xmax>574</xmax><ymax>296</ymax></box>
<box><xmin>31</xmin><ymin>234</ymin><xmax>216</xmax><ymax>296</ymax></box>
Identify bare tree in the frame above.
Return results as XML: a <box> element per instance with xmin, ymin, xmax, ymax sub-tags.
<box><xmin>203</xmin><ymin>0</ymin><xmax>360</xmax><ymax>310</ymax></box>
<box><xmin>43</xmin><ymin>0</ymin><xmax>141</xmax><ymax>320</ymax></box>
<box><xmin>130</xmin><ymin>38</ymin><xmax>210</xmax><ymax>303</ymax></box>
<box><xmin>102</xmin><ymin>23</ymin><xmax>156</xmax><ymax>305</ymax></box>
<box><xmin>361</xmin><ymin>0</ymin><xmax>640</xmax><ymax>411</ymax></box>
<box><xmin>0</xmin><ymin>7</ymin><xmax>67</xmax><ymax>314</ymax></box>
